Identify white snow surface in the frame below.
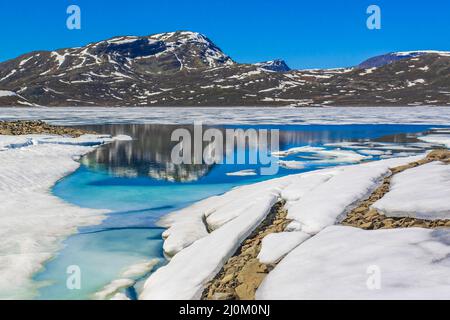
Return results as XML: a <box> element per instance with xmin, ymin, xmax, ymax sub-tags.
<box><xmin>141</xmin><ymin>184</ymin><xmax>280</xmax><ymax>299</ymax></box>
<box><xmin>258</xmin><ymin>232</ymin><xmax>311</xmax><ymax>264</ymax></box>
<box><xmin>285</xmin><ymin>156</ymin><xmax>423</xmax><ymax>234</ymax></box>
<box><xmin>140</xmin><ymin>155</ymin><xmax>423</xmax><ymax>300</ymax></box>
<box><xmin>372</xmin><ymin>161</ymin><xmax>450</xmax><ymax>219</ymax></box>
<box><xmin>256</xmin><ymin>226</ymin><xmax>450</xmax><ymax>300</ymax></box>
<box><xmin>0</xmin><ymin>134</ymin><xmax>123</xmax><ymax>299</ymax></box>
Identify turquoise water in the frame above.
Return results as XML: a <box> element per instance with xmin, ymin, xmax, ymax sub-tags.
<box><xmin>33</xmin><ymin>124</ymin><xmax>443</xmax><ymax>299</ymax></box>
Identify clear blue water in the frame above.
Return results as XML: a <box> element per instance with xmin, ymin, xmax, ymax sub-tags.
<box><xmin>33</xmin><ymin>124</ymin><xmax>444</xmax><ymax>299</ymax></box>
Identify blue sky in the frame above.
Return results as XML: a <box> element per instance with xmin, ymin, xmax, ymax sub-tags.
<box><xmin>1</xmin><ymin>0</ymin><xmax>449</xmax><ymax>69</ymax></box>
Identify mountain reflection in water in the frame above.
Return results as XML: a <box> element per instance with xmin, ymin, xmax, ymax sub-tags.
<box><xmin>76</xmin><ymin>124</ymin><xmax>433</xmax><ymax>183</ymax></box>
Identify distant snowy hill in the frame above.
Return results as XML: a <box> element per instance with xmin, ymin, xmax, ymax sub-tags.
<box><xmin>359</xmin><ymin>51</ymin><xmax>450</xmax><ymax>68</ymax></box>
<box><xmin>0</xmin><ymin>31</ymin><xmax>449</xmax><ymax>107</ymax></box>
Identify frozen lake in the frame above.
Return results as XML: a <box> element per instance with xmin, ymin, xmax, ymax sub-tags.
<box><xmin>29</xmin><ymin>122</ymin><xmax>449</xmax><ymax>299</ymax></box>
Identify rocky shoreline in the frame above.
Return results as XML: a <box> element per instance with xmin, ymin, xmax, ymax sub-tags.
<box><xmin>202</xmin><ymin>149</ymin><xmax>450</xmax><ymax>300</ymax></box>
<box><xmin>202</xmin><ymin>201</ymin><xmax>289</xmax><ymax>300</ymax></box>
<box><xmin>0</xmin><ymin>120</ymin><xmax>92</xmax><ymax>137</ymax></box>
<box><xmin>342</xmin><ymin>149</ymin><xmax>450</xmax><ymax>229</ymax></box>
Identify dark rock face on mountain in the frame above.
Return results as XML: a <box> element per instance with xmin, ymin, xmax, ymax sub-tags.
<box><xmin>0</xmin><ymin>31</ymin><xmax>449</xmax><ymax>107</ymax></box>
<box><xmin>255</xmin><ymin>60</ymin><xmax>291</xmax><ymax>72</ymax></box>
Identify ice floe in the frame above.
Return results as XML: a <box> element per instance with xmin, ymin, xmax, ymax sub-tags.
<box><xmin>256</xmin><ymin>226</ymin><xmax>450</xmax><ymax>299</ymax></box>
<box><xmin>226</xmin><ymin>169</ymin><xmax>257</xmax><ymax>176</ymax></box>
<box><xmin>274</xmin><ymin>146</ymin><xmax>371</xmax><ymax>167</ymax></box>
<box><xmin>418</xmin><ymin>134</ymin><xmax>450</xmax><ymax>148</ymax></box>
<box><xmin>278</xmin><ymin>160</ymin><xmax>305</xmax><ymax>169</ymax></box>
<box><xmin>94</xmin><ymin>279</ymin><xmax>135</xmax><ymax>300</ymax></box>
<box><xmin>0</xmin><ymin>134</ymin><xmax>126</xmax><ymax>299</ymax></box>
<box><xmin>372</xmin><ymin>161</ymin><xmax>450</xmax><ymax>220</ymax></box>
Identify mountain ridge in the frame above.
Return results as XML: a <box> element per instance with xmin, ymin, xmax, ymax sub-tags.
<box><xmin>0</xmin><ymin>31</ymin><xmax>449</xmax><ymax>107</ymax></box>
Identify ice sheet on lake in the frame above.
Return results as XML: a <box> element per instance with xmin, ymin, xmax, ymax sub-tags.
<box><xmin>256</xmin><ymin>226</ymin><xmax>450</xmax><ymax>300</ymax></box>
<box><xmin>1</xmin><ymin>106</ymin><xmax>450</xmax><ymax>125</ymax></box>
<box><xmin>0</xmin><ymin>134</ymin><xmax>121</xmax><ymax>299</ymax></box>
<box><xmin>372</xmin><ymin>161</ymin><xmax>450</xmax><ymax>220</ymax></box>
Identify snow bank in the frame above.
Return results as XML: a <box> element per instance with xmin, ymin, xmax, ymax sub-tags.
<box><xmin>256</xmin><ymin>226</ymin><xmax>450</xmax><ymax>300</ymax></box>
<box><xmin>141</xmin><ymin>155</ymin><xmax>423</xmax><ymax>300</ymax></box>
<box><xmin>285</xmin><ymin>156</ymin><xmax>423</xmax><ymax>234</ymax></box>
<box><xmin>258</xmin><ymin>232</ymin><xmax>311</xmax><ymax>264</ymax></box>
<box><xmin>372</xmin><ymin>161</ymin><xmax>450</xmax><ymax>219</ymax></box>
<box><xmin>159</xmin><ymin>178</ymin><xmax>291</xmax><ymax>257</ymax></box>
<box><xmin>141</xmin><ymin>188</ymin><xmax>280</xmax><ymax>299</ymax></box>
<box><xmin>159</xmin><ymin>196</ymin><xmax>218</xmax><ymax>257</ymax></box>
<box><xmin>0</xmin><ymin>134</ymin><xmax>123</xmax><ymax>299</ymax></box>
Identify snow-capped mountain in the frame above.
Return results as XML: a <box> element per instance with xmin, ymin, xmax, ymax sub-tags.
<box><xmin>0</xmin><ymin>31</ymin><xmax>449</xmax><ymax>107</ymax></box>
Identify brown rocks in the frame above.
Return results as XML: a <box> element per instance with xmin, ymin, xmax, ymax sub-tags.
<box><xmin>202</xmin><ymin>201</ymin><xmax>289</xmax><ymax>300</ymax></box>
<box><xmin>0</xmin><ymin>120</ymin><xmax>93</xmax><ymax>137</ymax></box>
<box><xmin>342</xmin><ymin>152</ymin><xmax>450</xmax><ymax>230</ymax></box>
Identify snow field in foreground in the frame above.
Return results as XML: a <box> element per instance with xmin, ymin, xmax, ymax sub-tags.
<box><xmin>372</xmin><ymin>161</ymin><xmax>450</xmax><ymax>219</ymax></box>
<box><xmin>256</xmin><ymin>226</ymin><xmax>450</xmax><ymax>300</ymax></box>
<box><xmin>141</xmin><ymin>155</ymin><xmax>423</xmax><ymax>299</ymax></box>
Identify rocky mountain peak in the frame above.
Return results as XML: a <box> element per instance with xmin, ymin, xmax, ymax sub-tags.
<box><xmin>0</xmin><ymin>31</ymin><xmax>448</xmax><ymax>107</ymax></box>
<box><xmin>255</xmin><ymin>59</ymin><xmax>291</xmax><ymax>72</ymax></box>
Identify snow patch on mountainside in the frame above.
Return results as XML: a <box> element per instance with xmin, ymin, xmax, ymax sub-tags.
<box><xmin>0</xmin><ymin>90</ymin><xmax>17</xmax><ymax>97</ymax></box>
